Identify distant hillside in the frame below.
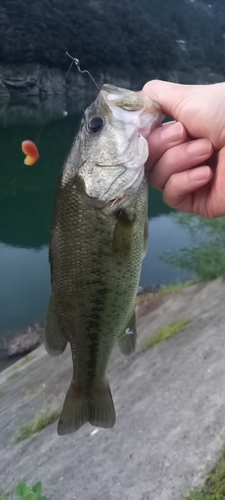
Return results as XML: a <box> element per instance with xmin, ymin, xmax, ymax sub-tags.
<box><xmin>0</xmin><ymin>0</ymin><xmax>225</xmax><ymax>84</ymax></box>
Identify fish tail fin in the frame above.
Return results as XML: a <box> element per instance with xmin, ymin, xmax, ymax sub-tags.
<box><xmin>57</xmin><ymin>380</ymin><xmax>116</xmax><ymax>435</ymax></box>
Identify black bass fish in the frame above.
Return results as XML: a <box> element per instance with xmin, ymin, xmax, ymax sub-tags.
<box><xmin>45</xmin><ymin>84</ymin><xmax>162</xmax><ymax>435</ymax></box>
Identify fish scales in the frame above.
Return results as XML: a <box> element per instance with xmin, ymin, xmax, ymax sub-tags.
<box><xmin>45</xmin><ymin>84</ymin><xmax>163</xmax><ymax>434</ymax></box>
<box><xmin>51</xmin><ymin>178</ymin><xmax>147</xmax><ymax>383</ymax></box>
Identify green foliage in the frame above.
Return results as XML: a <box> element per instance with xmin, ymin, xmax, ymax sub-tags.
<box><xmin>163</xmin><ymin>214</ymin><xmax>225</xmax><ymax>282</ymax></box>
<box><xmin>0</xmin><ymin>391</ymin><xmax>4</xmax><ymax>398</ymax></box>
<box><xmin>187</xmin><ymin>494</ymin><xmax>223</xmax><ymax>500</ymax></box>
<box><xmin>144</xmin><ymin>318</ymin><xmax>191</xmax><ymax>349</ymax></box>
<box><xmin>136</xmin><ymin>280</ymin><xmax>193</xmax><ymax>304</ymax></box>
<box><xmin>159</xmin><ymin>281</ymin><xmax>194</xmax><ymax>295</ymax></box>
<box><xmin>0</xmin><ymin>0</ymin><xmax>225</xmax><ymax>83</ymax></box>
<box><xmin>9</xmin><ymin>369</ymin><xmax>19</xmax><ymax>379</ymax></box>
<box><xmin>14</xmin><ymin>481</ymin><xmax>47</xmax><ymax>500</ymax></box>
<box><xmin>19</xmin><ymin>354</ymin><xmax>36</xmax><ymax>366</ymax></box>
<box><xmin>186</xmin><ymin>446</ymin><xmax>225</xmax><ymax>499</ymax></box>
<box><xmin>15</xmin><ymin>406</ymin><xmax>61</xmax><ymax>442</ymax></box>
<box><xmin>0</xmin><ymin>481</ymin><xmax>48</xmax><ymax>500</ymax></box>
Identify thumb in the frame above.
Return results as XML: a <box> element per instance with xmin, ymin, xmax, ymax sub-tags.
<box><xmin>143</xmin><ymin>80</ymin><xmax>223</xmax><ymax>148</ymax></box>
<box><xmin>143</xmin><ymin>80</ymin><xmax>192</xmax><ymax>121</ymax></box>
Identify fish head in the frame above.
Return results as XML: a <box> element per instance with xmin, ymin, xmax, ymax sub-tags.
<box><xmin>70</xmin><ymin>84</ymin><xmax>163</xmax><ymax>203</ymax></box>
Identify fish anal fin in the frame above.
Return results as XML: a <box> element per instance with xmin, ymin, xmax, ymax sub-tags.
<box><xmin>45</xmin><ymin>296</ymin><xmax>67</xmax><ymax>356</ymax></box>
<box><xmin>57</xmin><ymin>380</ymin><xmax>116</xmax><ymax>435</ymax></box>
<box><xmin>118</xmin><ymin>310</ymin><xmax>137</xmax><ymax>355</ymax></box>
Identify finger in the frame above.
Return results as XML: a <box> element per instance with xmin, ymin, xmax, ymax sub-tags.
<box><xmin>162</xmin><ymin>166</ymin><xmax>212</xmax><ymax>212</ymax></box>
<box><xmin>149</xmin><ymin>139</ymin><xmax>213</xmax><ymax>190</ymax></box>
<box><xmin>143</xmin><ymin>80</ymin><xmax>225</xmax><ymax>149</ymax></box>
<box><xmin>143</xmin><ymin>80</ymin><xmax>192</xmax><ymax>120</ymax></box>
<box><xmin>146</xmin><ymin>121</ymin><xmax>187</xmax><ymax>170</ymax></box>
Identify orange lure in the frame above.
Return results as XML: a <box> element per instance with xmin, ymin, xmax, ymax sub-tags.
<box><xmin>21</xmin><ymin>140</ymin><xmax>39</xmax><ymax>166</ymax></box>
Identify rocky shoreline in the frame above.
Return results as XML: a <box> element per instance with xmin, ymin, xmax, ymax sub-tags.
<box><xmin>0</xmin><ymin>323</ymin><xmax>45</xmax><ymax>359</ymax></box>
<box><xmin>1</xmin><ymin>280</ymin><xmax>225</xmax><ymax>499</ymax></box>
<box><xmin>0</xmin><ymin>63</ymin><xmax>131</xmax><ymax>98</ymax></box>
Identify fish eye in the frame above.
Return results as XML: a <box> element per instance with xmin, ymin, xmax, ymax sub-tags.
<box><xmin>88</xmin><ymin>116</ymin><xmax>103</xmax><ymax>133</ymax></box>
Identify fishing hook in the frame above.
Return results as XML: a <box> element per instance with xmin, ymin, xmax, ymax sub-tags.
<box><xmin>66</xmin><ymin>52</ymin><xmax>99</xmax><ymax>90</ymax></box>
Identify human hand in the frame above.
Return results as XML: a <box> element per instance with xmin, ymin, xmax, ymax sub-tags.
<box><xmin>143</xmin><ymin>80</ymin><xmax>225</xmax><ymax>218</ymax></box>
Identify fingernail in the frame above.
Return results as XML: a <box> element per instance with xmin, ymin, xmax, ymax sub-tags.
<box><xmin>160</xmin><ymin>122</ymin><xmax>184</xmax><ymax>141</ymax></box>
<box><xmin>189</xmin><ymin>167</ymin><xmax>211</xmax><ymax>181</ymax></box>
<box><xmin>186</xmin><ymin>139</ymin><xmax>212</xmax><ymax>156</ymax></box>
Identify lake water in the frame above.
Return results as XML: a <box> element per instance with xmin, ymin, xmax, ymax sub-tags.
<box><xmin>0</xmin><ymin>95</ymin><xmax>192</xmax><ymax>347</ymax></box>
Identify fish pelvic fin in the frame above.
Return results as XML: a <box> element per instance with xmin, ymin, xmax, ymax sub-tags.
<box><xmin>45</xmin><ymin>296</ymin><xmax>67</xmax><ymax>356</ymax></box>
<box><xmin>57</xmin><ymin>380</ymin><xmax>116</xmax><ymax>435</ymax></box>
<box><xmin>118</xmin><ymin>310</ymin><xmax>137</xmax><ymax>356</ymax></box>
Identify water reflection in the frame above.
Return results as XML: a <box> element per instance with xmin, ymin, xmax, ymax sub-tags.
<box><xmin>0</xmin><ymin>99</ymin><xmax>84</xmax><ymax>248</ymax></box>
<box><xmin>140</xmin><ymin>215</ymin><xmax>191</xmax><ymax>285</ymax></box>
<box><xmin>0</xmin><ymin>244</ymin><xmax>49</xmax><ymax>334</ymax></box>
<box><xmin>0</xmin><ymin>96</ymin><xmax>86</xmax><ymax>336</ymax></box>
<box><xmin>0</xmin><ymin>94</ymin><xmax>95</xmax><ymax>127</ymax></box>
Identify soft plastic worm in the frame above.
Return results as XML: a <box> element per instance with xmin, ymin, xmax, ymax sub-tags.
<box><xmin>21</xmin><ymin>140</ymin><xmax>39</xmax><ymax>166</ymax></box>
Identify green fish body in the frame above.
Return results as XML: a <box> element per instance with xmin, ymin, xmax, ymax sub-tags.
<box><xmin>45</xmin><ymin>85</ymin><xmax>162</xmax><ymax>434</ymax></box>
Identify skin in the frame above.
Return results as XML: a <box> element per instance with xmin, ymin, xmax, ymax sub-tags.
<box><xmin>142</xmin><ymin>80</ymin><xmax>225</xmax><ymax>219</ymax></box>
<box><xmin>46</xmin><ymin>87</ymin><xmax>157</xmax><ymax>434</ymax></box>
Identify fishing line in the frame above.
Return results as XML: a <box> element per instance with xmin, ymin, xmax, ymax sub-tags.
<box><xmin>0</xmin><ymin>53</ymin><xmax>84</xmax><ymax>203</ymax></box>
<box><xmin>66</xmin><ymin>52</ymin><xmax>99</xmax><ymax>90</ymax></box>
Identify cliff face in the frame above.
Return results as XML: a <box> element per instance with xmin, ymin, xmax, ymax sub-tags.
<box><xmin>0</xmin><ymin>62</ymin><xmax>224</xmax><ymax>99</ymax></box>
<box><xmin>0</xmin><ymin>63</ymin><xmax>83</xmax><ymax>97</ymax></box>
<box><xmin>0</xmin><ymin>63</ymin><xmax>132</xmax><ymax>97</ymax></box>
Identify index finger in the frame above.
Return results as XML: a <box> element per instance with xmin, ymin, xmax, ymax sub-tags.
<box><xmin>146</xmin><ymin>121</ymin><xmax>187</xmax><ymax>171</ymax></box>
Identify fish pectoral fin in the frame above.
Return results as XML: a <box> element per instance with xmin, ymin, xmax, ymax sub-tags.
<box><xmin>57</xmin><ymin>380</ymin><xmax>116</xmax><ymax>435</ymax></box>
<box><xmin>112</xmin><ymin>209</ymin><xmax>135</xmax><ymax>259</ymax></box>
<box><xmin>118</xmin><ymin>310</ymin><xmax>137</xmax><ymax>356</ymax></box>
<box><xmin>45</xmin><ymin>296</ymin><xmax>67</xmax><ymax>356</ymax></box>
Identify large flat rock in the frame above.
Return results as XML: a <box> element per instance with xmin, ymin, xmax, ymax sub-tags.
<box><xmin>1</xmin><ymin>280</ymin><xmax>225</xmax><ymax>500</ymax></box>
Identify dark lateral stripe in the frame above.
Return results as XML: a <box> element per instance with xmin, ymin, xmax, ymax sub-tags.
<box><xmin>86</xmin><ymin>281</ymin><xmax>108</xmax><ymax>387</ymax></box>
<box><xmin>85</xmin><ymin>218</ymin><xmax>110</xmax><ymax>388</ymax></box>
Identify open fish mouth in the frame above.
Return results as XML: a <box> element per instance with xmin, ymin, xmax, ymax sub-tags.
<box><xmin>102</xmin><ymin>84</ymin><xmax>163</xmax><ymax>138</ymax></box>
<box><xmin>76</xmin><ymin>84</ymin><xmax>163</xmax><ymax>203</ymax></box>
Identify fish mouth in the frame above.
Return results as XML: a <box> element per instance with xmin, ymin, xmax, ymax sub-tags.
<box><xmin>101</xmin><ymin>84</ymin><xmax>163</xmax><ymax>132</ymax></box>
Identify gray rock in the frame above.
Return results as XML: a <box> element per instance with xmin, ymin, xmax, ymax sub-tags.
<box><xmin>0</xmin><ymin>79</ymin><xmax>10</xmax><ymax>98</ymax></box>
<box><xmin>0</xmin><ymin>63</ymin><xmax>131</xmax><ymax>97</ymax></box>
<box><xmin>0</xmin><ymin>325</ymin><xmax>44</xmax><ymax>358</ymax></box>
<box><xmin>1</xmin><ymin>280</ymin><xmax>225</xmax><ymax>499</ymax></box>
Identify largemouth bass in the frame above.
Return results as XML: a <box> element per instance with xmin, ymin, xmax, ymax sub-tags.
<box><xmin>45</xmin><ymin>84</ymin><xmax>162</xmax><ymax>435</ymax></box>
